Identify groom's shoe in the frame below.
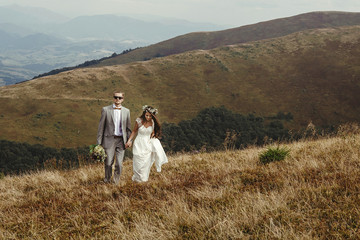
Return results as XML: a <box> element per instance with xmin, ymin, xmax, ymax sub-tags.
<box><xmin>113</xmin><ymin>175</ymin><xmax>121</xmax><ymax>185</ymax></box>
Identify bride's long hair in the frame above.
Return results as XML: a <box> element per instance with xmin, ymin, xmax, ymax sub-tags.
<box><xmin>140</xmin><ymin>107</ymin><xmax>162</xmax><ymax>138</ymax></box>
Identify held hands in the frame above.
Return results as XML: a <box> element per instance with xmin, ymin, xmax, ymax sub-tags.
<box><xmin>125</xmin><ymin>141</ymin><xmax>132</xmax><ymax>148</ymax></box>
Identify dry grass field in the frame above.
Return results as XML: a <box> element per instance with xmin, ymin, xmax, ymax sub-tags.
<box><xmin>1</xmin><ymin>124</ymin><xmax>359</xmax><ymax>239</ymax></box>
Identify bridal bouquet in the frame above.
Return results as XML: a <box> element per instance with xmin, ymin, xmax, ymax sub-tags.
<box><xmin>89</xmin><ymin>144</ymin><xmax>107</xmax><ymax>162</ymax></box>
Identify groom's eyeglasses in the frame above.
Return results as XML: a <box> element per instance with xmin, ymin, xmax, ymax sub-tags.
<box><xmin>113</xmin><ymin>96</ymin><xmax>123</xmax><ymax>100</ymax></box>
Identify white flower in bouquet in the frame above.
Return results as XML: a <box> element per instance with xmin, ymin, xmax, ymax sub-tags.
<box><xmin>89</xmin><ymin>144</ymin><xmax>107</xmax><ymax>162</ymax></box>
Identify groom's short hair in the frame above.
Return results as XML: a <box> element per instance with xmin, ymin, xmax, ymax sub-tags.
<box><xmin>113</xmin><ymin>90</ymin><xmax>125</xmax><ymax>96</ymax></box>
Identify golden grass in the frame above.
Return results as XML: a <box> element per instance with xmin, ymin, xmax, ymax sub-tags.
<box><xmin>1</xmin><ymin>129</ymin><xmax>360</xmax><ymax>239</ymax></box>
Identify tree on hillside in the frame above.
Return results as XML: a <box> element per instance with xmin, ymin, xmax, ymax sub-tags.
<box><xmin>161</xmin><ymin>106</ymin><xmax>291</xmax><ymax>152</ymax></box>
<box><xmin>0</xmin><ymin>140</ymin><xmax>92</xmax><ymax>175</ymax></box>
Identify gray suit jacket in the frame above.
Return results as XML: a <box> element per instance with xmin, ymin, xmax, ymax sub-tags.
<box><xmin>97</xmin><ymin>105</ymin><xmax>131</xmax><ymax>149</ymax></box>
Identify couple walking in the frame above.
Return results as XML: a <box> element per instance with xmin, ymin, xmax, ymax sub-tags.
<box><xmin>96</xmin><ymin>90</ymin><xmax>168</xmax><ymax>184</ymax></box>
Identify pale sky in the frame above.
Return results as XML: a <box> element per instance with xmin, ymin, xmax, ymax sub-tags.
<box><xmin>1</xmin><ymin>0</ymin><xmax>360</xmax><ymax>27</ymax></box>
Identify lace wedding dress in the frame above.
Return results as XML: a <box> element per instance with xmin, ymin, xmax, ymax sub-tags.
<box><xmin>132</xmin><ymin>118</ymin><xmax>168</xmax><ymax>182</ymax></box>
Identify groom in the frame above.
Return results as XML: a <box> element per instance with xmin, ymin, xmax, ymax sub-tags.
<box><xmin>97</xmin><ymin>90</ymin><xmax>131</xmax><ymax>184</ymax></box>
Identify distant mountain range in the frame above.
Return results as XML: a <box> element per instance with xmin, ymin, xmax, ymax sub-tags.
<box><xmin>0</xmin><ymin>4</ymin><xmax>225</xmax><ymax>86</ymax></box>
<box><xmin>1</xmin><ymin>11</ymin><xmax>359</xmax><ymax>148</ymax></box>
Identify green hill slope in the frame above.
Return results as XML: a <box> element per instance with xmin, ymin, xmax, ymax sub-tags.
<box><xmin>1</xmin><ymin>26</ymin><xmax>360</xmax><ymax>148</ymax></box>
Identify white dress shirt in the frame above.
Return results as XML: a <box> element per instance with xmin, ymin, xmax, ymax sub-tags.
<box><xmin>113</xmin><ymin>104</ymin><xmax>122</xmax><ymax>136</ymax></box>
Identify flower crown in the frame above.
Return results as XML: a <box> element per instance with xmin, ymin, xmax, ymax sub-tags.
<box><xmin>142</xmin><ymin>105</ymin><xmax>158</xmax><ymax>115</ymax></box>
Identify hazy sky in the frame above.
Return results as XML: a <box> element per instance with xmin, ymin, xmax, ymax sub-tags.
<box><xmin>1</xmin><ymin>0</ymin><xmax>360</xmax><ymax>27</ymax></box>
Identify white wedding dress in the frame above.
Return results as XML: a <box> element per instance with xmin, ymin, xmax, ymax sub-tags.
<box><xmin>132</xmin><ymin>118</ymin><xmax>168</xmax><ymax>182</ymax></box>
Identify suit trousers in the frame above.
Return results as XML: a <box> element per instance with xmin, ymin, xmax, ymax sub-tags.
<box><xmin>104</xmin><ymin>137</ymin><xmax>125</xmax><ymax>184</ymax></box>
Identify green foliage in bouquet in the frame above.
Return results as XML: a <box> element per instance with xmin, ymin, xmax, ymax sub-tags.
<box><xmin>259</xmin><ymin>146</ymin><xmax>290</xmax><ymax>164</ymax></box>
<box><xmin>89</xmin><ymin>144</ymin><xmax>107</xmax><ymax>163</ymax></box>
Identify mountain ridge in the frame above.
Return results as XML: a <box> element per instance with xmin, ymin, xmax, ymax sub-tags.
<box><xmin>95</xmin><ymin>11</ymin><xmax>360</xmax><ymax>67</ymax></box>
<box><xmin>34</xmin><ymin>11</ymin><xmax>360</xmax><ymax>81</ymax></box>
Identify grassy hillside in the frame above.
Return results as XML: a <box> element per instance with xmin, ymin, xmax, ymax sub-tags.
<box><xmin>95</xmin><ymin>11</ymin><xmax>360</xmax><ymax>67</ymax></box>
<box><xmin>1</xmin><ymin>125</ymin><xmax>359</xmax><ymax>239</ymax></box>
<box><xmin>1</xmin><ymin>25</ymin><xmax>360</xmax><ymax>148</ymax></box>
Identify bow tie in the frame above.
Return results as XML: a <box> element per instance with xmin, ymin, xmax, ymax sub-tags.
<box><xmin>114</xmin><ymin>107</ymin><xmax>121</xmax><ymax>110</ymax></box>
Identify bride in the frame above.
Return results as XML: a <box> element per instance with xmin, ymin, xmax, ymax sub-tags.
<box><xmin>125</xmin><ymin>105</ymin><xmax>168</xmax><ymax>182</ymax></box>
